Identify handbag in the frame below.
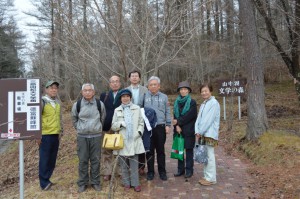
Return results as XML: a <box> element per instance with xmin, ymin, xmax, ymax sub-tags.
<box><xmin>193</xmin><ymin>138</ymin><xmax>208</xmax><ymax>164</ymax></box>
<box><xmin>102</xmin><ymin>133</ymin><xmax>124</xmax><ymax>150</ymax></box>
<box><xmin>170</xmin><ymin>134</ymin><xmax>184</xmax><ymax>161</ymax></box>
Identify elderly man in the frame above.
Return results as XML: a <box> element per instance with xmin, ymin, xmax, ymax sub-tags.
<box><xmin>39</xmin><ymin>80</ymin><xmax>63</xmax><ymax>191</ymax></box>
<box><xmin>144</xmin><ymin>76</ymin><xmax>171</xmax><ymax>181</ymax></box>
<box><xmin>71</xmin><ymin>83</ymin><xmax>106</xmax><ymax>193</ymax></box>
<box><xmin>126</xmin><ymin>70</ymin><xmax>148</xmax><ymax>174</ymax></box>
<box><xmin>100</xmin><ymin>75</ymin><xmax>122</xmax><ymax>181</ymax></box>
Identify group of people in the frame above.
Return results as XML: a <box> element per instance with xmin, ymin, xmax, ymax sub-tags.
<box><xmin>38</xmin><ymin>71</ymin><xmax>221</xmax><ymax>193</ymax></box>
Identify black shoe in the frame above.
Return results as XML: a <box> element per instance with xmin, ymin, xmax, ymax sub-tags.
<box><xmin>184</xmin><ymin>173</ymin><xmax>193</xmax><ymax>178</ymax></box>
<box><xmin>147</xmin><ymin>173</ymin><xmax>154</xmax><ymax>181</ymax></box>
<box><xmin>174</xmin><ymin>171</ymin><xmax>184</xmax><ymax>177</ymax></box>
<box><xmin>92</xmin><ymin>184</ymin><xmax>101</xmax><ymax>192</ymax></box>
<box><xmin>160</xmin><ymin>173</ymin><xmax>168</xmax><ymax>181</ymax></box>
<box><xmin>42</xmin><ymin>182</ymin><xmax>52</xmax><ymax>191</ymax></box>
<box><xmin>78</xmin><ymin>185</ymin><xmax>87</xmax><ymax>193</ymax></box>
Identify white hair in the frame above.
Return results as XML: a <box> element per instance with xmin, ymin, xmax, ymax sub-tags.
<box><xmin>148</xmin><ymin>76</ymin><xmax>160</xmax><ymax>84</ymax></box>
<box><xmin>81</xmin><ymin>83</ymin><xmax>95</xmax><ymax>90</ymax></box>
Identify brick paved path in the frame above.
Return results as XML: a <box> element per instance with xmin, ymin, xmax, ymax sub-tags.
<box><xmin>137</xmin><ymin>133</ymin><xmax>259</xmax><ymax>199</ymax></box>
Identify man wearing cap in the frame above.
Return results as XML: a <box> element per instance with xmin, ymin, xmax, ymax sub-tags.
<box><xmin>144</xmin><ymin>76</ymin><xmax>171</xmax><ymax>181</ymax></box>
<box><xmin>39</xmin><ymin>80</ymin><xmax>63</xmax><ymax>191</ymax></box>
<box><xmin>100</xmin><ymin>75</ymin><xmax>122</xmax><ymax>181</ymax></box>
<box><xmin>71</xmin><ymin>83</ymin><xmax>106</xmax><ymax>193</ymax></box>
<box><xmin>126</xmin><ymin>70</ymin><xmax>148</xmax><ymax>175</ymax></box>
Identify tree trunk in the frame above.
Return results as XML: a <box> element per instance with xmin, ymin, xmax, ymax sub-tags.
<box><xmin>51</xmin><ymin>0</ymin><xmax>56</xmax><ymax>76</ymax></box>
<box><xmin>239</xmin><ymin>0</ymin><xmax>268</xmax><ymax>140</ymax></box>
<box><xmin>68</xmin><ymin>0</ymin><xmax>75</xmax><ymax>100</ymax></box>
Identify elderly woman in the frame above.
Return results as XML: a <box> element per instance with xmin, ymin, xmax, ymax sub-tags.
<box><xmin>111</xmin><ymin>89</ymin><xmax>145</xmax><ymax>192</ymax></box>
<box><xmin>172</xmin><ymin>81</ymin><xmax>198</xmax><ymax>178</ymax></box>
<box><xmin>195</xmin><ymin>83</ymin><xmax>220</xmax><ymax>186</ymax></box>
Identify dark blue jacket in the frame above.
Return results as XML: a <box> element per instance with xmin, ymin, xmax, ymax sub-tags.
<box><xmin>142</xmin><ymin>107</ymin><xmax>157</xmax><ymax>151</ymax></box>
<box><xmin>100</xmin><ymin>90</ymin><xmax>121</xmax><ymax>131</ymax></box>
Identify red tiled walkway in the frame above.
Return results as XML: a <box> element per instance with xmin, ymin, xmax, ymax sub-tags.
<box><xmin>137</xmin><ymin>133</ymin><xmax>259</xmax><ymax>199</ymax></box>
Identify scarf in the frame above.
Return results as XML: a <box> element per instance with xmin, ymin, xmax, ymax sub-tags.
<box><xmin>173</xmin><ymin>94</ymin><xmax>191</xmax><ymax>119</ymax></box>
<box><xmin>121</xmin><ymin>102</ymin><xmax>133</xmax><ymax>140</ymax></box>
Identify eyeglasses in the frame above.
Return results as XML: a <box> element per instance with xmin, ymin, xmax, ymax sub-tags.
<box><xmin>110</xmin><ymin>80</ymin><xmax>120</xmax><ymax>84</ymax></box>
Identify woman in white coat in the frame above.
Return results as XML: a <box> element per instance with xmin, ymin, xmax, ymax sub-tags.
<box><xmin>111</xmin><ymin>89</ymin><xmax>145</xmax><ymax>192</ymax></box>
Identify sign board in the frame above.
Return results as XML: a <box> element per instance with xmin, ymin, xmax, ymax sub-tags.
<box><xmin>217</xmin><ymin>78</ymin><xmax>246</xmax><ymax>96</ymax></box>
<box><xmin>0</xmin><ymin>78</ymin><xmax>41</xmax><ymax>140</ymax></box>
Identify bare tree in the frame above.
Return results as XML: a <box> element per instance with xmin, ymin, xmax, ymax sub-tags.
<box><xmin>253</xmin><ymin>0</ymin><xmax>300</xmax><ymax>102</ymax></box>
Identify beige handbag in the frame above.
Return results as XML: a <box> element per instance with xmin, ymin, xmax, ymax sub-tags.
<box><xmin>102</xmin><ymin>133</ymin><xmax>124</xmax><ymax>150</ymax></box>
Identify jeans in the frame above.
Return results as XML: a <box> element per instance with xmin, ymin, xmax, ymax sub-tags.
<box><xmin>39</xmin><ymin>134</ymin><xmax>59</xmax><ymax>189</ymax></box>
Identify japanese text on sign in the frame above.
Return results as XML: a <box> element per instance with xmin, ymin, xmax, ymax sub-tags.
<box><xmin>218</xmin><ymin>79</ymin><xmax>246</xmax><ymax>96</ymax></box>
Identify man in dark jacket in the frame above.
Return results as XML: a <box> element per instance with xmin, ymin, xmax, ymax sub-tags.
<box><xmin>100</xmin><ymin>75</ymin><xmax>122</xmax><ymax>180</ymax></box>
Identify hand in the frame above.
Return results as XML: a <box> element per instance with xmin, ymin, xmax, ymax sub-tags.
<box><xmin>120</xmin><ymin>121</ymin><xmax>126</xmax><ymax>128</ymax></box>
<box><xmin>176</xmin><ymin>125</ymin><xmax>182</xmax><ymax>134</ymax></box>
<box><xmin>165</xmin><ymin>126</ymin><xmax>170</xmax><ymax>134</ymax></box>
<box><xmin>172</xmin><ymin>119</ymin><xmax>177</xmax><ymax>125</ymax></box>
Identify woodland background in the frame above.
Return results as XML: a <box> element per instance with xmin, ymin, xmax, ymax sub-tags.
<box><xmin>1</xmin><ymin>0</ymin><xmax>299</xmax><ymax>98</ymax></box>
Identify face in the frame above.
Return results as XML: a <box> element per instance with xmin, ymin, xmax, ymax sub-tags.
<box><xmin>129</xmin><ymin>72</ymin><xmax>140</xmax><ymax>85</ymax></box>
<box><xmin>121</xmin><ymin>94</ymin><xmax>131</xmax><ymax>104</ymax></box>
<box><xmin>148</xmin><ymin>80</ymin><xmax>160</xmax><ymax>94</ymax></box>
<box><xmin>200</xmin><ymin>86</ymin><xmax>212</xmax><ymax>100</ymax></box>
<box><xmin>109</xmin><ymin>76</ymin><xmax>121</xmax><ymax>92</ymax></box>
<box><xmin>179</xmin><ymin>87</ymin><xmax>189</xmax><ymax>97</ymax></box>
<box><xmin>45</xmin><ymin>84</ymin><xmax>58</xmax><ymax>98</ymax></box>
<box><xmin>82</xmin><ymin>85</ymin><xmax>95</xmax><ymax>101</ymax></box>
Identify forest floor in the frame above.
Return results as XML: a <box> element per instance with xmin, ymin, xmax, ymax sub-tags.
<box><xmin>0</xmin><ymin>80</ymin><xmax>299</xmax><ymax>199</ymax></box>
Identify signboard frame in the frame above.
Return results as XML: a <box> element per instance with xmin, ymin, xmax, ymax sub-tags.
<box><xmin>0</xmin><ymin>78</ymin><xmax>41</xmax><ymax>140</ymax></box>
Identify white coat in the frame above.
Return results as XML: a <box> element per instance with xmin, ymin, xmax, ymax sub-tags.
<box><xmin>111</xmin><ymin>103</ymin><xmax>145</xmax><ymax>156</ymax></box>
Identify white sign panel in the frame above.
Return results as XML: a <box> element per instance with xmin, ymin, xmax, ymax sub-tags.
<box><xmin>27</xmin><ymin>79</ymin><xmax>40</xmax><ymax>103</ymax></box>
<box><xmin>15</xmin><ymin>92</ymin><xmax>28</xmax><ymax>113</ymax></box>
<box><xmin>27</xmin><ymin>106</ymin><xmax>40</xmax><ymax>131</ymax></box>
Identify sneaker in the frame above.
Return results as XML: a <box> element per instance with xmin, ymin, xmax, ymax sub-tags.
<box><xmin>92</xmin><ymin>184</ymin><xmax>101</xmax><ymax>192</ymax></box>
<box><xmin>78</xmin><ymin>185</ymin><xmax>87</xmax><ymax>193</ymax></box>
<box><xmin>42</xmin><ymin>182</ymin><xmax>52</xmax><ymax>191</ymax></box>
<box><xmin>147</xmin><ymin>173</ymin><xmax>154</xmax><ymax>181</ymax></box>
<box><xmin>198</xmin><ymin>179</ymin><xmax>216</xmax><ymax>186</ymax></box>
<box><xmin>134</xmin><ymin>185</ymin><xmax>141</xmax><ymax>192</ymax></box>
<box><xmin>159</xmin><ymin>173</ymin><xmax>168</xmax><ymax>181</ymax></box>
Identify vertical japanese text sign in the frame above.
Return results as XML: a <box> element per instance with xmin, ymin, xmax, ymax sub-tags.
<box><xmin>0</xmin><ymin>78</ymin><xmax>41</xmax><ymax>140</ymax></box>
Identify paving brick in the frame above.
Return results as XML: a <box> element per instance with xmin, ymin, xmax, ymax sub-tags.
<box><xmin>137</xmin><ymin>133</ymin><xmax>259</xmax><ymax>198</ymax></box>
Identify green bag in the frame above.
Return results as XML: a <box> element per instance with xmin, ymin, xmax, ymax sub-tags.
<box><xmin>170</xmin><ymin>134</ymin><xmax>184</xmax><ymax>161</ymax></box>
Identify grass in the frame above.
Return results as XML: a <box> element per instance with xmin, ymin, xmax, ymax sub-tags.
<box><xmin>239</xmin><ymin>131</ymin><xmax>300</xmax><ymax>166</ymax></box>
